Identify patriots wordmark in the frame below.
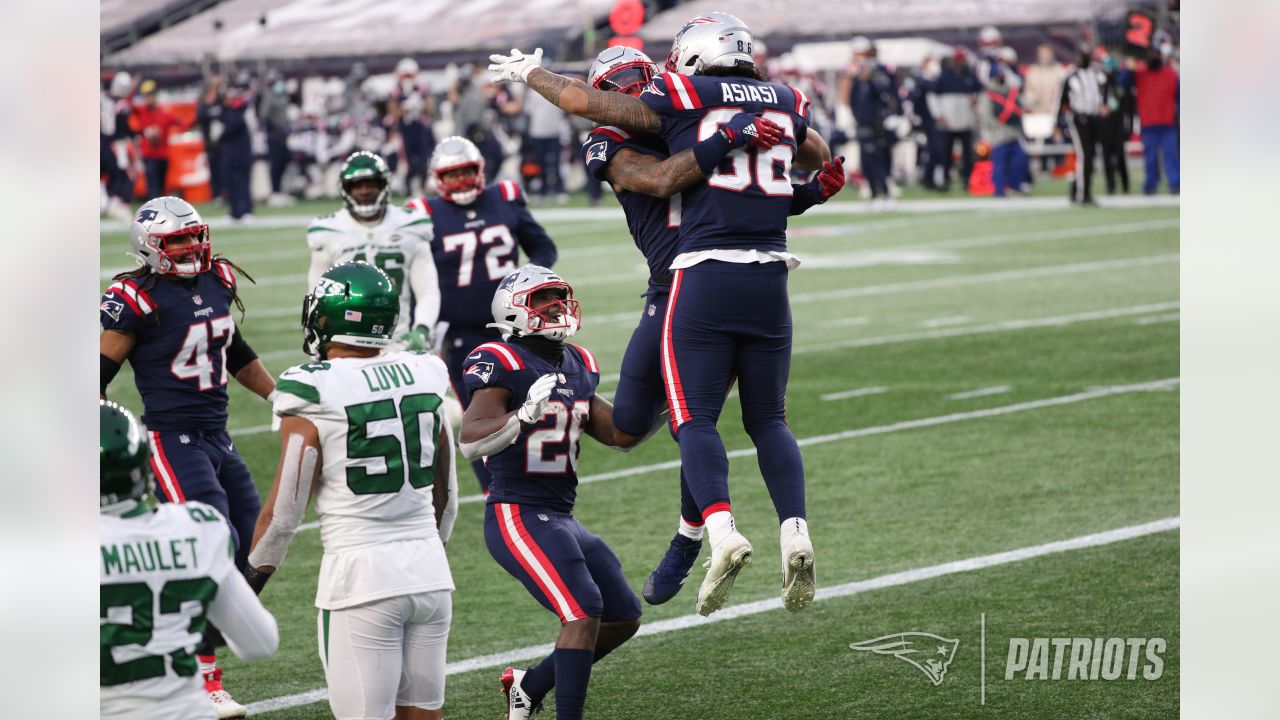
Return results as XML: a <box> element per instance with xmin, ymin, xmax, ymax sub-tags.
<box><xmin>850</xmin><ymin>632</ymin><xmax>960</xmax><ymax>686</ymax></box>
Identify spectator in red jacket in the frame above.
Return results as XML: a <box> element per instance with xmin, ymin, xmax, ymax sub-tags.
<box><xmin>129</xmin><ymin>80</ymin><xmax>191</xmax><ymax>198</ymax></box>
<box><xmin>1134</xmin><ymin>50</ymin><xmax>1179</xmax><ymax>194</ymax></box>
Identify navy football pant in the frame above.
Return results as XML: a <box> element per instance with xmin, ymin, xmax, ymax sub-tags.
<box><xmin>614</xmin><ymin>284</ymin><xmax>701</xmax><ymax>526</ymax></box>
<box><xmin>149</xmin><ymin>429</ymin><xmax>260</xmax><ymax>570</ymax></box>
<box><xmin>484</xmin><ymin>503</ymin><xmax>642</xmax><ymax>623</ymax></box>
<box><xmin>662</xmin><ymin>261</ymin><xmax>806</xmax><ymax>523</ymax></box>
<box><xmin>444</xmin><ymin>325</ymin><xmax>502</xmax><ymax>492</ymax></box>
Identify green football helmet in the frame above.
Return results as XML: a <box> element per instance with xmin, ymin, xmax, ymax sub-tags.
<box><xmin>100</xmin><ymin>400</ymin><xmax>152</xmax><ymax>513</ymax></box>
<box><xmin>339</xmin><ymin>151</ymin><xmax>391</xmax><ymax>219</ymax></box>
<box><xmin>302</xmin><ymin>261</ymin><xmax>400</xmax><ymax>358</ymax></box>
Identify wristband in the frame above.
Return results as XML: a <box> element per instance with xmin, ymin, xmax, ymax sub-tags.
<box><xmin>693</xmin><ymin>131</ymin><xmax>734</xmax><ymax>176</ymax></box>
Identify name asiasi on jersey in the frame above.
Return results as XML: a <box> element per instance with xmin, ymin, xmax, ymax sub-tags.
<box><xmin>720</xmin><ymin>82</ymin><xmax>778</xmax><ymax>105</ymax></box>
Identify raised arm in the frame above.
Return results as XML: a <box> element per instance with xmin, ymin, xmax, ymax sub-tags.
<box><xmin>489</xmin><ymin>49</ymin><xmax>663</xmax><ymax>133</ymax></box>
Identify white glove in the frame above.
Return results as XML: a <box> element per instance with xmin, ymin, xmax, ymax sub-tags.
<box><xmin>516</xmin><ymin>373</ymin><xmax>558</xmax><ymax>424</ymax></box>
<box><xmin>488</xmin><ymin>48</ymin><xmax>543</xmax><ymax>84</ymax></box>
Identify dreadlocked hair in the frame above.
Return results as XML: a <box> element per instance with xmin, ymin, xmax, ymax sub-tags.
<box><xmin>110</xmin><ymin>256</ymin><xmax>257</xmax><ymax>323</ymax></box>
<box><xmin>699</xmin><ymin>63</ymin><xmax>766</xmax><ymax>82</ymax></box>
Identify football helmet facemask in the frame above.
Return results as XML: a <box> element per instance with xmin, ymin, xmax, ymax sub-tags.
<box><xmin>339</xmin><ymin>151</ymin><xmax>391</xmax><ymax>220</ymax></box>
<box><xmin>588</xmin><ymin>47</ymin><xmax>658</xmax><ymax>96</ymax></box>
<box><xmin>666</xmin><ymin>12</ymin><xmax>756</xmax><ymax>76</ymax></box>
<box><xmin>429</xmin><ymin>136</ymin><xmax>486</xmax><ymax>205</ymax></box>
<box><xmin>100</xmin><ymin>400</ymin><xmax>152</xmax><ymax>514</ymax></box>
<box><xmin>301</xmin><ymin>261</ymin><xmax>400</xmax><ymax>358</ymax></box>
<box><xmin>488</xmin><ymin>265</ymin><xmax>581</xmax><ymax>342</ymax></box>
<box><xmin>129</xmin><ymin>196</ymin><xmax>212</xmax><ymax>277</ymax></box>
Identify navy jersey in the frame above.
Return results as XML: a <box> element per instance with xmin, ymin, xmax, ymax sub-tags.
<box><xmin>411</xmin><ymin>182</ymin><xmax>558</xmax><ymax>329</ymax></box>
<box><xmin>639</xmin><ymin>72</ymin><xmax>811</xmax><ymax>253</ymax></box>
<box><xmin>583</xmin><ymin>126</ymin><xmax>680</xmax><ymax>278</ymax></box>
<box><xmin>100</xmin><ymin>261</ymin><xmax>241</xmax><ymax>432</ymax></box>
<box><xmin>462</xmin><ymin>341</ymin><xmax>601</xmax><ymax>512</ymax></box>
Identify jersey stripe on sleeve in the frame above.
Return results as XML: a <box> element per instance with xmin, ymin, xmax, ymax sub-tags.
<box><xmin>663</xmin><ymin>72</ymin><xmax>702</xmax><ymax>110</ymax></box>
<box><xmin>473</xmin><ymin>342</ymin><xmax>525</xmax><ymax>371</ymax></box>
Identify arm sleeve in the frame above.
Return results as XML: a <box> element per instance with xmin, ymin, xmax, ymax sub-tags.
<box><xmin>306</xmin><ymin>245</ymin><xmax>331</xmax><ymax>290</ymax></box>
<box><xmin>461</xmin><ymin>346</ymin><xmax>522</xmax><ymax>399</ymax></box>
<box><xmin>788</xmin><ymin>180</ymin><xmax>824</xmax><ymax>215</ymax></box>
<box><xmin>514</xmin><ymin>206</ymin><xmax>558</xmax><ymax>268</ymax></box>
<box><xmin>225</xmin><ymin>329</ymin><xmax>259</xmax><ymax>377</ymax></box>
<box><xmin>101</xmin><ymin>354</ymin><xmax>122</xmax><ymax>395</ymax></box>
<box><xmin>437</xmin><ymin>420</ymin><xmax>459</xmax><ymax>543</ymax></box>
<box><xmin>207</xmin><ymin>571</ymin><xmax>279</xmax><ymax>662</ymax></box>
<box><xmin>408</xmin><ymin>242</ymin><xmax>441</xmax><ymax>330</ymax></box>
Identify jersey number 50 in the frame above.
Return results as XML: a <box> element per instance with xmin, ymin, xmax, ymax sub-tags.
<box><xmin>345</xmin><ymin>393</ymin><xmax>444</xmax><ymax>494</ymax></box>
<box><xmin>698</xmin><ymin>109</ymin><xmax>796</xmax><ymax>196</ymax></box>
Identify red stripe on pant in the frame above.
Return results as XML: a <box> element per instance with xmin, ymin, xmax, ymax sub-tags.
<box><xmin>496</xmin><ymin>503</ymin><xmax>587</xmax><ymax>622</ymax></box>
<box><xmin>149</xmin><ymin>432</ymin><xmax>186</xmax><ymax>502</ymax></box>
<box><xmin>661</xmin><ymin>268</ymin><xmax>690</xmax><ymax>431</ymax></box>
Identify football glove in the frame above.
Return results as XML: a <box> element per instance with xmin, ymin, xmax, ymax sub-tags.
<box><xmin>816</xmin><ymin>155</ymin><xmax>846</xmax><ymax>199</ymax></box>
<box><xmin>400</xmin><ymin>325</ymin><xmax>433</xmax><ymax>353</ymax></box>
<box><xmin>718</xmin><ymin>113</ymin><xmax>784</xmax><ymax>150</ymax></box>
<box><xmin>488</xmin><ymin>47</ymin><xmax>544</xmax><ymax>84</ymax></box>
<box><xmin>517</xmin><ymin>373</ymin><xmax>559</xmax><ymax>424</ymax></box>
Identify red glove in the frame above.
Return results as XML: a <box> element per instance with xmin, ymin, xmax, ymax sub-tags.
<box><xmin>748</xmin><ymin>115</ymin><xmax>784</xmax><ymax>149</ymax></box>
<box><xmin>816</xmin><ymin>155</ymin><xmax>846</xmax><ymax>198</ymax></box>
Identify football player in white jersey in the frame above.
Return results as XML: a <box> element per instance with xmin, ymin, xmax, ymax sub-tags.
<box><xmin>307</xmin><ymin>151</ymin><xmax>443</xmax><ymax>349</ymax></box>
<box><xmin>247</xmin><ymin>261</ymin><xmax>459</xmax><ymax>720</ymax></box>
<box><xmin>100</xmin><ymin>400</ymin><xmax>279</xmax><ymax>720</ymax></box>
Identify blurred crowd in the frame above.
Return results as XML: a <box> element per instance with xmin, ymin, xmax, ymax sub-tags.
<box><xmin>101</xmin><ymin>27</ymin><xmax>1179</xmax><ymax>219</ymax></box>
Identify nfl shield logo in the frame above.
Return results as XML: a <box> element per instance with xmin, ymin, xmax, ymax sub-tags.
<box><xmin>647</xmin><ymin>304</ymin><xmax>656</xmax><ymax>317</ymax></box>
<box><xmin>192</xmin><ymin>294</ymin><xmax>203</xmax><ymax>305</ymax></box>
<box><xmin>179</xmin><ymin>434</ymin><xmax>191</xmax><ymax>445</ymax></box>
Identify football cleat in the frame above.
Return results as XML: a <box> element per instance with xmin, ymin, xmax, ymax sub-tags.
<box><xmin>203</xmin><ymin>668</ymin><xmax>247</xmax><ymax>719</ymax></box>
<box><xmin>695</xmin><ymin>531</ymin><xmax>752</xmax><ymax>616</ymax></box>
<box><xmin>501</xmin><ymin>667</ymin><xmax>538</xmax><ymax>719</ymax></box>
<box><xmin>781</xmin><ymin>532</ymin><xmax>816</xmax><ymax>612</ymax></box>
<box><xmin>643</xmin><ymin>533</ymin><xmax>702</xmax><ymax>605</ymax></box>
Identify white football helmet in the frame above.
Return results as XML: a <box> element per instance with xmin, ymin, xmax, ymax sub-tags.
<box><xmin>429</xmin><ymin>136</ymin><xmax>486</xmax><ymax>205</ymax></box>
<box><xmin>488</xmin><ymin>265</ymin><xmax>581</xmax><ymax>342</ymax></box>
<box><xmin>129</xmin><ymin>196</ymin><xmax>211</xmax><ymax>277</ymax></box>
<box><xmin>665</xmin><ymin>12</ymin><xmax>755</xmax><ymax>76</ymax></box>
<box><xmin>588</xmin><ymin>46</ymin><xmax>658</xmax><ymax>95</ymax></box>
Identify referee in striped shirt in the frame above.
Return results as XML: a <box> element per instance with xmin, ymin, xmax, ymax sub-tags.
<box><xmin>1059</xmin><ymin>47</ymin><xmax>1109</xmax><ymax>204</ymax></box>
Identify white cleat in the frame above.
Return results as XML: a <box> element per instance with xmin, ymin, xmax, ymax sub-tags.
<box><xmin>501</xmin><ymin>667</ymin><xmax>537</xmax><ymax>719</ymax></box>
<box><xmin>696</xmin><ymin>531</ymin><xmax>753</xmax><ymax>616</ymax></box>
<box><xmin>781</xmin><ymin>533</ymin><xmax>816</xmax><ymax>612</ymax></box>
<box><xmin>209</xmin><ymin>689</ymin><xmax>247</xmax><ymax>719</ymax></box>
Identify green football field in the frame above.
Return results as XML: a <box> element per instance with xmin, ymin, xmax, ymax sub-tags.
<box><xmin>100</xmin><ymin>194</ymin><xmax>1179</xmax><ymax>718</ymax></box>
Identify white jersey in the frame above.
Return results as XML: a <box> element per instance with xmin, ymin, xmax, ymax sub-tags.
<box><xmin>273</xmin><ymin>350</ymin><xmax>455</xmax><ymax>610</ymax></box>
<box><xmin>99</xmin><ymin>503</ymin><xmax>239</xmax><ymax>720</ymax></box>
<box><xmin>307</xmin><ymin>206</ymin><xmax>439</xmax><ymax>337</ymax></box>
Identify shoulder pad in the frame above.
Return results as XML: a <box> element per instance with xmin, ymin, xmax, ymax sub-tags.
<box><xmin>786</xmin><ymin>84</ymin><xmax>811</xmax><ymax>118</ymax></box>
<box><xmin>569</xmin><ymin>344</ymin><xmax>600</xmax><ymax>374</ymax></box>
<box><xmin>662</xmin><ymin>72</ymin><xmax>705</xmax><ymax>110</ymax></box>
<box><xmin>211</xmin><ymin>260</ymin><xmax>237</xmax><ymax>289</ymax></box>
<box><xmin>103</xmin><ymin>279</ymin><xmax>156</xmax><ymax>317</ymax></box>
<box><xmin>405</xmin><ymin>197</ymin><xmax>432</xmax><ymax>216</ymax></box>
<box><xmin>181</xmin><ymin>501</ymin><xmax>226</xmax><ymax>525</ymax></box>
<box><xmin>465</xmin><ymin>342</ymin><xmax>526</xmax><ymax>371</ymax></box>
<box><xmin>497</xmin><ymin>180</ymin><xmax>523</xmax><ymax>204</ymax></box>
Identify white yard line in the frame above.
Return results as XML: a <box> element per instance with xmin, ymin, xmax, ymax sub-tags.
<box><xmin>231</xmin><ymin>303</ymin><xmax>1178</xmax><ymax>436</ymax></box>
<box><xmin>820</xmin><ymin>386</ymin><xmax>890</xmax><ymax>402</ymax></box>
<box><xmin>248</xmin><ymin>515</ymin><xmax>1180</xmax><ymax>715</ymax></box>
<box><xmin>1135</xmin><ymin>313</ymin><xmax>1180</xmax><ymax>326</ymax></box>
<box><xmin>947</xmin><ymin>386</ymin><xmax>1012</xmax><ymax>400</ymax></box>
<box><xmin>921</xmin><ymin>316</ymin><xmax>970</xmax><ymax>328</ymax></box>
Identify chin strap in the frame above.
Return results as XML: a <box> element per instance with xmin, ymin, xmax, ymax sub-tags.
<box><xmin>247</xmin><ymin>433</ymin><xmax>318</xmax><ymax>570</ymax></box>
<box><xmin>458</xmin><ymin>414</ymin><xmax>521</xmax><ymax>462</ymax></box>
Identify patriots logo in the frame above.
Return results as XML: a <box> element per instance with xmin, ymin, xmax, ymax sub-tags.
<box><xmin>135</xmin><ymin>208</ymin><xmax>159</xmax><ymax>224</ymax></box>
<box><xmin>585</xmin><ymin>141</ymin><xmax>608</xmax><ymax>165</ymax></box>
<box><xmin>100</xmin><ymin>299</ymin><xmax>124</xmax><ymax>322</ymax></box>
<box><xmin>465</xmin><ymin>361</ymin><xmax>494</xmax><ymax>384</ymax></box>
<box><xmin>849</xmin><ymin>632</ymin><xmax>959</xmax><ymax>686</ymax></box>
<box><xmin>641</xmin><ymin>81</ymin><xmax>664</xmax><ymax>97</ymax></box>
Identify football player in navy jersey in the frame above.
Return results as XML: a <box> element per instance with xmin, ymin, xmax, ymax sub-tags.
<box><xmin>492</xmin><ymin>12</ymin><xmax>838</xmax><ymax>617</ymax></box>
<box><xmin>582</xmin><ymin>46</ymin><xmax>845</xmax><ymax>608</ymax></box>
<box><xmin>406</xmin><ymin>136</ymin><xmax>559</xmax><ymax>494</ymax></box>
<box><xmin>458</xmin><ymin>266</ymin><xmax>642</xmax><ymax>720</ymax></box>
<box><xmin>100</xmin><ymin>196</ymin><xmax>277</xmax><ymax>719</ymax></box>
